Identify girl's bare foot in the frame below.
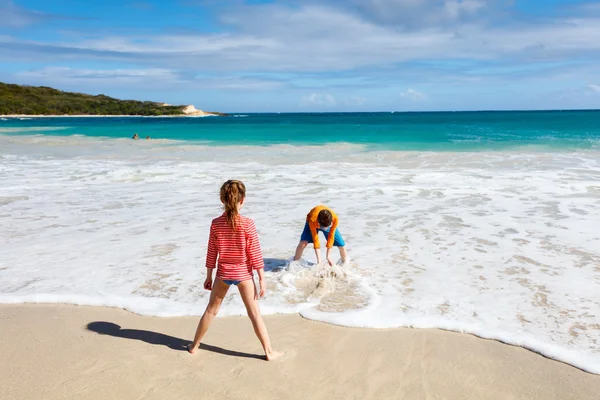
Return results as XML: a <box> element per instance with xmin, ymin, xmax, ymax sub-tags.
<box><xmin>187</xmin><ymin>344</ymin><xmax>198</xmax><ymax>354</ymax></box>
<box><xmin>265</xmin><ymin>350</ymin><xmax>284</xmax><ymax>361</ymax></box>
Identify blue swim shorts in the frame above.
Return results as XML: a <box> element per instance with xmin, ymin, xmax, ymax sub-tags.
<box><xmin>300</xmin><ymin>222</ymin><xmax>345</xmax><ymax>247</ymax></box>
<box><xmin>222</xmin><ymin>279</ymin><xmax>241</xmax><ymax>286</ymax></box>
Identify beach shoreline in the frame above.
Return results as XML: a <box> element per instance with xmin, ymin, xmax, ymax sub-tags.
<box><xmin>1</xmin><ymin>303</ymin><xmax>599</xmax><ymax>400</ymax></box>
<box><xmin>0</xmin><ymin>113</ymin><xmax>223</xmax><ymax>118</ymax></box>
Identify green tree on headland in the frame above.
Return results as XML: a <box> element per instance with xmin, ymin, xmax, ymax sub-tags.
<box><xmin>0</xmin><ymin>83</ymin><xmax>187</xmax><ymax>116</ymax></box>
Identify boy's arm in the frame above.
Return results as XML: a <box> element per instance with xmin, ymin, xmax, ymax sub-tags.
<box><xmin>313</xmin><ymin>247</ymin><xmax>322</xmax><ymax>264</ymax></box>
<box><xmin>325</xmin><ymin>214</ymin><xmax>339</xmax><ymax>249</ymax></box>
<box><xmin>325</xmin><ymin>247</ymin><xmax>333</xmax><ymax>266</ymax></box>
<box><xmin>308</xmin><ymin>220</ymin><xmax>321</xmax><ymax>249</ymax></box>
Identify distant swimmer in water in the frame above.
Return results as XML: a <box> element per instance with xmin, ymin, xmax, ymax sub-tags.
<box><xmin>132</xmin><ymin>133</ymin><xmax>139</xmax><ymax>140</ymax></box>
<box><xmin>146</xmin><ymin>136</ymin><xmax>151</xmax><ymax>140</ymax></box>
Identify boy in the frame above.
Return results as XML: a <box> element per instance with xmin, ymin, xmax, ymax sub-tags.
<box><xmin>293</xmin><ymin>205</ymin><xmax>347</xmax><ymax>266</ymax></box>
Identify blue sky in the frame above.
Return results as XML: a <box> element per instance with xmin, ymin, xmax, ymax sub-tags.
<box><xmin>1</xmin><ymin>0</ymin><xmax>599</xmax><ymax>112</ymax></box>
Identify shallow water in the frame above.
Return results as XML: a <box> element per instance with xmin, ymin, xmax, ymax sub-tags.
<box><xmin>1</xmin><ymin>119</ymin><xmax>600</xmax><ymax>373</ymax></box>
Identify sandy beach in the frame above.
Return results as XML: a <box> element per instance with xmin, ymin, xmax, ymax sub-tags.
<box><xmin>1</xmin><ymin>304</ymin><xmax>598</xmax><ymax>400</ymax></box>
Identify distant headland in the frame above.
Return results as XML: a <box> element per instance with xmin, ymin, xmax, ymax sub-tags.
<box><xmin>0</xmin><ymin>82</ymin><xmax>227</xmax><ymax>117</ymax></box>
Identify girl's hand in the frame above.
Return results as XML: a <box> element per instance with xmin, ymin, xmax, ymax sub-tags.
<box><xmin>326</xmin><ymin>257</ymin><xmax>334</xmax><ymax>267</ymax></box>
<box><xmin>258</xmin><ymin>279</ymin><xmax>266</xmax><ymax>299</ymax></box>
<box><xmin>204</xmin><ymin>277</ymin><xmax>213</xmax><ymax>291</ymax></box>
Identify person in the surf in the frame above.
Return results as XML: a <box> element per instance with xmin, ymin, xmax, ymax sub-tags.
<box><xmin>293</xmin><ymin>205</ymin><xmax>348</xmax><ymax>266</ymax></box>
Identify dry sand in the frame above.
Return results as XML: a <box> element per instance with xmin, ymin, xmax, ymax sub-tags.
<box><xmin>1</xmin><ymin>304</ymin><xmax>598</xmax><ymax>400</ymax></box>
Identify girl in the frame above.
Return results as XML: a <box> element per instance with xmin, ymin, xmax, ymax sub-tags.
<box><xmin>188</xmin><ymin>180</ymin><xmax>283</xmax><ymax>361</ymax></box>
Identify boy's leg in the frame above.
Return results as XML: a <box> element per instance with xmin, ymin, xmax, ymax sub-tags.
<box><xmin>238</xmin><ymin>279</ymin><xmax>283</xmax><ymax>361</ymax></box>
<box><xmin>293</xmin><ymin>240</ymin><xmax>309</xmax><ymax>261</ymax></box>
<box><xmin>338</xmin><ymin>246</ymin><xmax>348</xmax><ymax>263</ymax></box>
<box><xmin>188</xmin><ymin>279</ymin><xmax>230</xmax><ymax>354</ymax></box>
<box><xmin>332</xmin><ymin>228</ymin><xmax>347</xmax><ymax>263</ymax></box>
<box><xmin>294</xmin><ymin>222</ymin><xmax>313</xmax><ymax>261</ymax></box>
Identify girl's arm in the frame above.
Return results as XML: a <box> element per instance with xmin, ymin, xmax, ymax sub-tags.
<box><xmin>204</xmin><ymin>267</ymin><xmax>214</xmax><ymax>290</ymax></box>
<box><xmin>255</xmin><ymin>267</ymin><xmax>266</xmax><ymax>298</ymax></box>
<box><xmin>246</xmin><ymin>219</ymin><xmax>265</xmax><ymax>269</ymax></box>
<box><xmin>246</xmin><ymin>219</ymin><xmax>266</xmax><ymax>297</ymax></box>
<box><xmin>205</xmin><ymin>222</ymin><xmax>218</xmax><ymax>290</ymax></box>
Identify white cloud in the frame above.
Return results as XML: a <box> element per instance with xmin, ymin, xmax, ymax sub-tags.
<box><xmin>3</xmin><ymin>4</ymin><xmax>600</xmax><ymax>75</ymax></box>
<box><xmin>346</xmin><ymin>0</ymin><xmax>490</xmax><ymax>27</ymax></box>
<box><xmin>589</xmin><ymin>84</ymin><xmax>600</xmax><ymax>93</ymax></box>
<box><xmin>300</xmin><ymin>93</ymin><xmax>337</xmax><ymax>106</ymax></box>
<box><xmin>2</xmin><ymin>1</ymin><xmax>600</xmax><ymax>112</ymax></box>
<box><xmin>12</xmin><ymin>67</ymin><xmax>284</xmax><ymax>91</ymax></box>
<box><xmin>0</xmin><ymin>0</ymin><xmax>37</xmax><ymax>27</ymax></box>
<box><xmin>194</xmin><ymin>76</ymin><xmax>285</xmax><ymax>90</ymax></box>
<box><xmin>344</xmin><ymin>96</ymin><xmax>368</xmax><ymax>105</ymax></box>
<box><xmin>400</xmin><ymin>88</ymin><xmax>427</xmax><ymax>101</ymax></box>
<box><xmin>16</xmin><ymin>66</ymin><xmax>177</xmax><ymax>80</ymax></box>
<box><xmin>568</xmin><ymin>2</ymin><xmax>600</xmax><ymax>16</ymax></box>
<box><xmin>0</xmin><ymin>0</ymin><xmax>67</xmax><ymax>28</ymax></box>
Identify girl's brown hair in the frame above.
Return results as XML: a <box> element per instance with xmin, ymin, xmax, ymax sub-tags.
<box><xmin>220</xmin><ymin>180</ymin><xmax>246</xmax><ymax>230</ymax></box>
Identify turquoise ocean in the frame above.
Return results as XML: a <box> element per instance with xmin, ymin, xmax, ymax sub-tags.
<box><xmin>1</xmin><ymin>110</ymin><xmax>599</xmax><ymax>150</ymax></box>
<box><xmin>1</xmin><ymin>111</ymin><xmax>600</xmax><ymax>373</ymax></box>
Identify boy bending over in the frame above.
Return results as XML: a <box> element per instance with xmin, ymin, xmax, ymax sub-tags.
<box><xmin>293</xmin><ymin>205</ymin><xmax>347</xmax><ymax>266</ymax></box>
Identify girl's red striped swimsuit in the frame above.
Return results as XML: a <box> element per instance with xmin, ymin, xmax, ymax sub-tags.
<box><xmin>205</xmin><ymin>214</ymin><xmax>264</xmax><ymax>281</ymax></box>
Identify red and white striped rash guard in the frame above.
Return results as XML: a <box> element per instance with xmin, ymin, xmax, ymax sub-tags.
<box><xmin>205</xmin><ymin>214</ymin><xmax>264</xmax><ymax>281</ymax></box>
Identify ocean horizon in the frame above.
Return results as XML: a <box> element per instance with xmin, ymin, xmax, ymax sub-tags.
<box><xmin>1</xmin><ymin>111</ymin><xmax>600</xmax><ymax>373</ymax></box>
<box><xmin>1</xmin><ymin>110</ymin><xmax>599</xmax><ymax>150</ymax></box>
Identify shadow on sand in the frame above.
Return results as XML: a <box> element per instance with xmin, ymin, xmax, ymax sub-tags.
<box><xmin>86</xmin><ymin>321</ymin><xmax>263</xmax><ymax>360</ymax></box>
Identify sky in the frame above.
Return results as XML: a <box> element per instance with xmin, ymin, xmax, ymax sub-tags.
<box><xmin>1</xmin><ymin>0</ymin><xmax>599</xmax><ymax>112</ymax></box>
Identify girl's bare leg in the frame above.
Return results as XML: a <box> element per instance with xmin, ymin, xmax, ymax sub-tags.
<box><xmin>238</xmin><ymin>279</ymin><xmax>284</xmax><ymax>361</ymax></box>
<box><xmin>188</xmin><ymin>279</ymin><xmax>230</xmax><ymax>354</ymax></box>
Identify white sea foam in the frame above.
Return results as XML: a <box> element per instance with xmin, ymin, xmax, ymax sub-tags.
<box><xmin>1</xmin><ymin>135</ymin><xmax>599</xmax><ymax>373</ymax></box>
<box><xmin>0</xmin><ymin>127</ymin><xmax>70</xmax><ymax>133</ymax></box>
